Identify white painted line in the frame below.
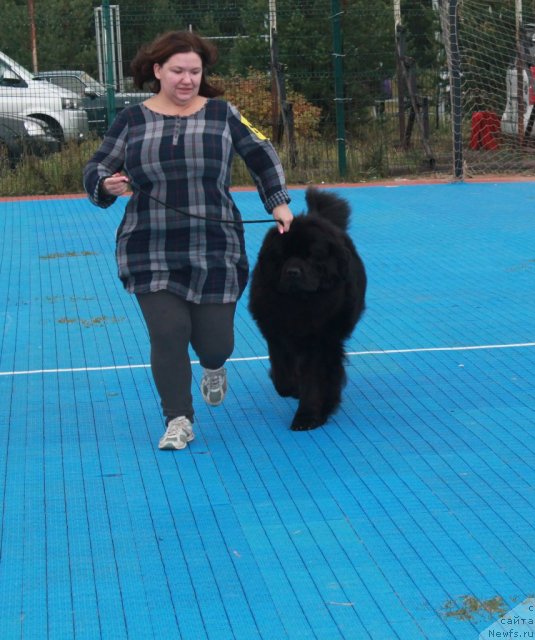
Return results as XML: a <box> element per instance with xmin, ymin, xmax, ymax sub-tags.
<box><xmin>345</xmin><ymin>342</ymin><xmax>535</xmax><ymax>356</ymax></box>
<box><xmin>0</xmin><ymin>363</ymin><xmax>152</xmax><ymax>376</ymax></box>
<box><xmin>0</xmin><ymin>342</ymin><xmax>533</xmax><ymax>378</ymax></box>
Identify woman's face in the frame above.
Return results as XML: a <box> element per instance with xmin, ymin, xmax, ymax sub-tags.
<box><xmin>154</xmin><ymin>51</ymin><xmax>203</xmax><ymax>105</ymax></box>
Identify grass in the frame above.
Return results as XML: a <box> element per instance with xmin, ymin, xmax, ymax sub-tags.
<box><xmin>0</xmin><ymin>138</ymin><xmax>101</xmax><ymax>197</ymax></box>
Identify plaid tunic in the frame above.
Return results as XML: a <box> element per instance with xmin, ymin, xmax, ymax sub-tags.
<box><xmin>83</xmin><ymin>99</ymin><xmax>290</xmax><ymax>303</ymax></box>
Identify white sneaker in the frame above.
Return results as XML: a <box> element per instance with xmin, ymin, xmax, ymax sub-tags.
<box><xmin>201</xmin><ymin>367</ymin><xmax>227</xmax><ymax>406</ymax></box>
<box><xmin>158</xmin><ymin>416</ymin><xmax>194</xmax><ymax>450</ymax></box>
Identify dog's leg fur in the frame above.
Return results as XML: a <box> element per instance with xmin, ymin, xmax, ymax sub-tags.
<box><xmin>290</xmin><ymin>342</ymin><xmax>346</xmax><ymax>431</ymax></box>
<box><xmin>267</xmin><ymin>342</ymin><xmax>299</xmax><ymax>399</ymax></box>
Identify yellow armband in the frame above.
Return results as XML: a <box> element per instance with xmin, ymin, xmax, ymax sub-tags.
<box><xmin>240</xmin><ymin>114</ymin><xmax>268</xmax><ymax>141</ymax></box>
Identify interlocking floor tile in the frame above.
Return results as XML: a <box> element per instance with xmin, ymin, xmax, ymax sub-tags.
<box><xmin>0</xmin><ymin>181</ymin><xmax>534</xmax><ymax>639</ymax></box>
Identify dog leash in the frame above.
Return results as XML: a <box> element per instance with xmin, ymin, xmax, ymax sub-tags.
<box><xmin>131</xmin><ymin>183</ymin><xmax>283</xmax><ymax>228</ymax></box>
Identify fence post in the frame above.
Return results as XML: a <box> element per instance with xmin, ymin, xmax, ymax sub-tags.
<box><xmin>101</xmin><ymin>0</ymin><xmax>116</xmax><ymax>124</ymax></box>
<box><xmin>449</xmin><ymin>0</ymin><xmax>463</xmax><ymax>180</ymax></box>
<box><xmin>515</xmin><ymin>0</ymin><xmax>525</xmax><ymax>145</ymax></box>
<box><xmin>331</xmin><ymin>0</ymin><xmax>347</xmax><ymax>179</ymax></box>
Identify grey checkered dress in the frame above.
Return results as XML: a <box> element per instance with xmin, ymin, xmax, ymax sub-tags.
<box><xmin>83</xmin><ymin>99</ymin><xmax>290</xmax><ymax>303</ymax></box>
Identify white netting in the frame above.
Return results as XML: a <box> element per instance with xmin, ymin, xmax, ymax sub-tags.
<box><xmin>439</xmin><ymin>0</ymin><xmax>535</xmax><ymax>177</ymax></box>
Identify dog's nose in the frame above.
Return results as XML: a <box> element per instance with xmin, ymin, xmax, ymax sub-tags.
<box><xmin>284</xmin><ymin>266</ymin><xmax>302</xmax><ymax>279</ymax></box>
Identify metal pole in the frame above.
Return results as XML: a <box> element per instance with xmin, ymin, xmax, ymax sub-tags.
<box><xmin>393</xmin><ymin>0</ymin><xmax>401</xmax><ymax>26</ymax></box>
<box><xmin>269</xmin><ymin>0</ymin><xmax>280</xmax><ymax>141</ymax></box>
<box><xmin>28</xmin><ymin>0</ymin><xmax>38</xmax><ymax>73</ymax></box>
<box><xmin>102</xmin><ymin>0</ymin><xmax>116</xmax><ymax>123</ymax></box>
<box><xmin>516</xmin><ymin>0</ymin><xmax>523</xmax><ymax>28</ymax></box>
<box><xmin>268</xmin><ymin>0</ymin><xmax>277</xmax><ymax>45</ymax></box>
<box><xmin>394</xmin><ymin>0</ymin><xmax>406</xmax><ymax>146</ymax></box>
<box><xmin>395</xmin><ymin>23</ymin><xmax>407</xmax><ymax>147</ymax></box>
<box><xmin>331</xmin><ymin>0</ymin><xmax>347</xmax><ymax>178</ymax></box>
<box><xmin>516</xmin><ymin>0</ymin><xmax>525</xmax><ymax>143</ymax></box>
<box><xmin>114</xmin><ymin>5</ymin><xmax>125</xmax><ymax>91</ymax></box>
<box><xmin>95</xmin><ymin>9</ymin><xmax>104</xmax><ymax>84</ymax></box>
<box><xmin>449</xmin><ymin>0</ymin><xmax>463</xmax><ymax>180</ymax></box>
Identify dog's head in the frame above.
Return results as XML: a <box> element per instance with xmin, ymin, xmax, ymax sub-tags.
<box><xmin>258</xmin><ymin>217</ymin><xmax>351</xmax><ymax>294</ymax></box>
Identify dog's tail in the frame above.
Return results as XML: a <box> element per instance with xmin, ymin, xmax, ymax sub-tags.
<box><xmin>305</xmin><ymin>187</ymin><xmax>351</xmax><ymax>230</ymax></box>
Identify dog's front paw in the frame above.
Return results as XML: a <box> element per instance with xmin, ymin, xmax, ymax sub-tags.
<box><xmin>290</xmin><ymin>412</ymin><xmax>325</xmax><ymax>431</ymax></box>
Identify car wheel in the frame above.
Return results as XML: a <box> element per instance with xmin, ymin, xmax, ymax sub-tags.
<box><xmin>32</xmin><ymin>117</ymin><xmax>64</xmax><ymax>144</ymax></box>
<box><xmin>47</xmin><ymin>121</ymin><xmax>64</xmax><ymax>144</ymax></box>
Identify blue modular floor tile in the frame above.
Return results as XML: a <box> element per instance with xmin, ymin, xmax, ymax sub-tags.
<box><xmin>0</xmin><ymin>181</ymin><xmax>534</xmax><ymax>639</ymax></box>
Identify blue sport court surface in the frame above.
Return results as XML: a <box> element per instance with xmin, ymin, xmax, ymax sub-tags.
<box><xmin>0</xmin><ymin>180</ymin><xmax>534</xmax><ymax>640</ymax></box>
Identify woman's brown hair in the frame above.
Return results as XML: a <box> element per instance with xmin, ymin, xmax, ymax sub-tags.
<box><xmin>131</xmin><ymin>30</ymin><xmax>224</xmax><ymax>97</ymax></box>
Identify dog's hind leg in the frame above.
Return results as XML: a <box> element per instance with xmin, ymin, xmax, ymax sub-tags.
<box><xmin>320</xmin><ymin>361</ymin><xmax>345</xmax><ymax>420</ymax></box>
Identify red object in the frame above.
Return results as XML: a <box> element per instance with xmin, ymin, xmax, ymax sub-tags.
<box><xmin>470</xmin><ymin>111</ymin><xmax>500</xmax><ymax>150</ymax></box>
<box><xmin>529</xmin><ymin>66</ymin><xmax>535</xmax><ymax>104</ymax></box>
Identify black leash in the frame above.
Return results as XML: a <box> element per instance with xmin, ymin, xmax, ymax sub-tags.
<box><xmin>132</xmin><ymin>184</ymin><xmax>283</xmax><ymax>228</ymax></box>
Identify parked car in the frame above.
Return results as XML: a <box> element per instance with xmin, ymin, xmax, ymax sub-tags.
<box><xmin>0</xmin><ymin>51</ymin><xmax>89</xmax><ymax>143</ymax></box>
<box><xmin>0</xmin><ymin>113</ymin><xmax>61</xmax><ymax>171</ymax></box>
<box><xmin>36</xmin><ymin>70</ymin><xmax>152</xmax><ymax>134</ymax></box>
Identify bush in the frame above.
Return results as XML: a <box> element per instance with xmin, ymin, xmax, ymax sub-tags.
<box><xmin>213</xmin><ymin>70</ymin><xmax>322</xmax><ymax>140</ymax></box>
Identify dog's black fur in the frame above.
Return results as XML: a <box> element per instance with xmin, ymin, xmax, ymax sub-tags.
<box><xmin>249</xmin><ymin>187</ymin><xmax>367</xmax><ymax>430</ymax></box>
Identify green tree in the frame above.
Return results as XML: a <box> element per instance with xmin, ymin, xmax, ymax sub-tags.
<box><xmin>0</xmin><ymin>0</ymin><xmax>36</xmax><ymax>66</ymax></box>
<box><xmin>35</xmin><ymin>0</ymin><xmax>96</xmax><ymax>72</ymax></box>
<box><xmin>401</xmin><ymin>0</ymin><xmax>441</xmax><ymax>70</ymax></box>
<box><xmin>228</xmin><ymin>0</ymin><xmax>396</xmax><ymax>130</ymax></box>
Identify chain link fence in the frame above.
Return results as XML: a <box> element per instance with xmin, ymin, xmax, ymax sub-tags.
<box><xmin>1</xmin><ymin>0</ymin><xmax>534</xmax><ymax>196</ymax></box>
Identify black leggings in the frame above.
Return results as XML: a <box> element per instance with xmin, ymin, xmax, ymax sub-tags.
<box><xmin>136</xmin><ymin>291</ymin><xmax>236</xmax><ymax>423</ymax></box>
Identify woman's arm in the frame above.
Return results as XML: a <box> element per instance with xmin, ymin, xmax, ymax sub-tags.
<box><xmin>227</xmin><ymin>103</ymin><xmax>293</xmax><ymax>222</ymax></box>
<box><xmin>83</xmin><ymin>110</ymin><xmax>129</xmax><ymax>208</ymax></box>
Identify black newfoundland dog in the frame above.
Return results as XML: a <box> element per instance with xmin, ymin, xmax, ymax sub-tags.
<box><xmin>249</xmin><ymin>187</ymin><xmax>367</xmax><ymax>431</ymax></box>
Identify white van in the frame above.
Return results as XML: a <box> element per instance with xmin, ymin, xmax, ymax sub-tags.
<box><xmin>0</xmin><ymin>51</ymin><xmax>88</xmax><ymax>143</ymax></box>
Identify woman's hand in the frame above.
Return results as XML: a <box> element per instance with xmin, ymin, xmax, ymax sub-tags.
<box><xmin>102</xmin><ymin>172</ymin><xmax>130</xmax><ymax>196</ymax></box>
<box><xmin>272</xmin><ymin>203</ymin><xmax>293</xmax><ymax>234</ymax></box>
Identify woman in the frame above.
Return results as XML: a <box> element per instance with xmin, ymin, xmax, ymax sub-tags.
<box><xmin>84</xmin><ymin>30</ymin><xmax>293</xmax><ymax>450</ymax></box>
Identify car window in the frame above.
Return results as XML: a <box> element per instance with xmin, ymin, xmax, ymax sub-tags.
<box><xmin>48</xmin><ymin>76</ymin><xmax>84</xmax><ymax>97</ymax></box>
<box><xmin>79</xmin><ymin>72</ymin><xmax>106</xmax><ymax>95</ymax></box>
<box><xmin>0</xmin><ymin>61</ymin><xmax>22</xmax><ymax>86</ymax></box>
